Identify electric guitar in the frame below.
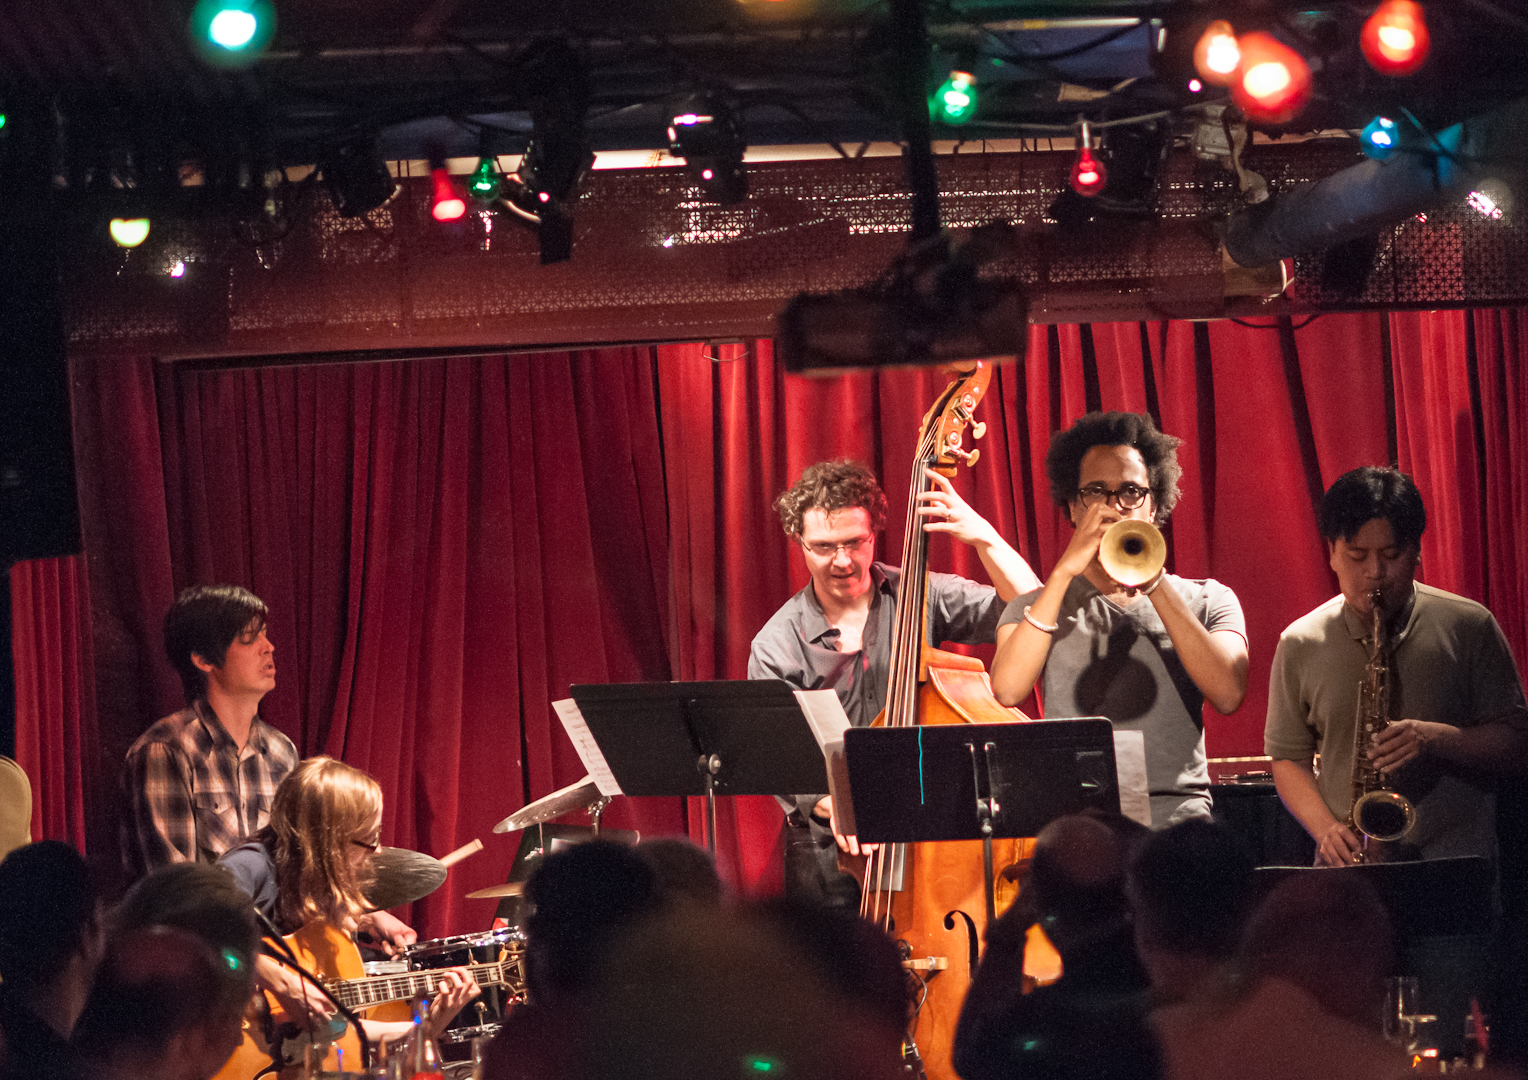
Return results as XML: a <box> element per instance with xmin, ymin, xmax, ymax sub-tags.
<box><xmin>213</xmin><ymin>921</ymin><xmax>524</xmax><ymax>1080</ymax></box>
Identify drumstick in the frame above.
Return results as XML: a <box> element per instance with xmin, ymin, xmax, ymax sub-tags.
<box><xmin>439</xmin><ymin>838</ymin><xmax>484</xmax><ymax>868</ymax></box>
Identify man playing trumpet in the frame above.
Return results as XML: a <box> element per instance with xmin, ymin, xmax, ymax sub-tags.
<box><xmin>990</xmin><ymin>412</ymin><xmax>1249</xmax><ymax>827</ymax></box>
<box><xmin>1265</xmin><ymin>466</ymin><xmax>1528</xmax><ymax>866</ymax></box>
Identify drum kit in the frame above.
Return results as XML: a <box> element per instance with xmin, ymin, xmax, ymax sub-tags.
<box><xmin>356</xmin><ymin>776</ymin><xmax>608</xmax><ymax>1058</ymax></box>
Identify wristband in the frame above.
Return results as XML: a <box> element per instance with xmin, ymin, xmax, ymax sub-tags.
<box><xmin>1142</xmin><ymin>570</ymin><xmax>1166</xmax><ymax>596</ymax></box>
<box><xmin>1022</xmin><ymin>605</ymin><xmax>1058</xmax><ymax>634</ymax></box>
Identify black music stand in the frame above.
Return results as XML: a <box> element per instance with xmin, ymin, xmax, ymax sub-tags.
<box><xmin>844</xmin><ymin>719</ymin><xmax>1119</xmax><ymax>927</ymax></box>
<box><xmin>568</xmin><ymin>680</ymin><xmax>829</xmax><ymax>855</ymax></box>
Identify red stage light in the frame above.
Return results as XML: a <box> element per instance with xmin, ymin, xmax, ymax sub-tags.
<box><xmin>1361</xmin><ymin>0</ymin><xmax>1430</xmax><ymax>76</ymax></box>
<box><xmin>1193</xmin><ymin>21</ymin><xmax>1241</xmax><ymax>87</ymax></box>
<box><xmin>1070</xmin><ymin>123</ymin><xmax>1107</xmax><ymax>197</ymax></box>
<box><xmin>430</xmin><ymin>167</ymin><xmax>467</xmax><ymax>222</ymax></box>
<box><xmin>1230</xmin><ymin>32</ymin><xmax>1312</xmax><ymax>124</ymax></box>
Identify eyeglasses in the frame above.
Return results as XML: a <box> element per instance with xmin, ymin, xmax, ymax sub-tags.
<box><xmin>1076</xmin><ymin>483</ymin><xmax>1150</xmax><ymax>510</ymax></box>
<box><xmin>801</xmin><ymin>536</ymin><xmax>871</xmax><ymax>558</ymax></box>
<box><xmin>350</xmin><ymin>837</ymin><xmax>382</xmax><ymax>853</ymax></box>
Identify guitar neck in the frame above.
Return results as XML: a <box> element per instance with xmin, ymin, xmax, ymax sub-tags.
<box><xmin>329</xmin><ymin>961</ymin><xmax>506</xmax><ymax>1011</ymax></box>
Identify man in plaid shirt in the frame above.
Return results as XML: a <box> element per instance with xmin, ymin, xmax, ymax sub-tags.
<box><xmin>120</xmin><ymin>585</ymin><xmax>298</xmax><ymax>881</ymax></box>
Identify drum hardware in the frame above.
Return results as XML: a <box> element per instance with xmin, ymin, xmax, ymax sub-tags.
<box><xmin>1098</xmin><ymin>518</ymin><xmax>1167</xmax><ymax>590</ymax></box>
<box><xmin>400</xmin><ymin>928</ymin><xmax>526</xmax><ymax>1052</ymax></box>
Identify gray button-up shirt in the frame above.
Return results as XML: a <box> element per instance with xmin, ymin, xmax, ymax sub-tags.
<box><xmin>748</xmin><ymin>562</ymin><xmax>1006</xmax><ymax>817</ymax></box>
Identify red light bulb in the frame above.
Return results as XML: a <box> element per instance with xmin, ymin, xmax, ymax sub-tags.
<box><xmin>1071</xmin><ymin>146</ymin><xmax>1107</xmax><ymax>197</ymax></box>
<box><xmin>1193</xmin><ymin>20</ymin><xmax>1241</xmax><ymax>87</ymax></box>
<box><xmin>1361</xmin><ymin>0</ymin><xmax>1430</xmax><ymax>76</ymax></box>
<box><xmin>1230</xmin><ymin>32</ymin><xmax>1313</xmax><ymax>124</ymax></box>
<box><xmin>430</xmin><ymin>167</ymin><xmax>467</xmax><ymax>222</ymax></box>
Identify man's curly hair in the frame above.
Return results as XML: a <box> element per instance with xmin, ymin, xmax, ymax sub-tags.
<box><xmin>773</xmin><ymin>460</ymin><xmax>888</xmax><ymax>538</ymax></box>
<box><xmin>1046</xmin><ymin>411</ymin><xmax>1183</xmax><ymax>525</ymax></box>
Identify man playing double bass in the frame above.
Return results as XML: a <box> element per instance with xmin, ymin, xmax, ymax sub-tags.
<box><xmin>989</xmin><ymin>412</ymin><xmax>1249</xmax><ymax>828</ymax></box>
<box><xmin>748</xmin><ymin>459</ymin><xmax>1040</xmax><ymax>903</ymax></box>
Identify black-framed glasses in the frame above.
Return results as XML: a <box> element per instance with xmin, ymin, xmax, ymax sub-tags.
<box><xmin>801</xmin><ymin>536</ymin><xmax>871</xmax><ymax>558</ymax></box>
<box><xmin>350</xmin><ymin>837</ymin><xmax>382</xmax><ymax>853</ymax></box>
<box><xmin>1076</xmin><ymin>483</ymin><xmax>1150</xmax><ymax>510</ymax></box>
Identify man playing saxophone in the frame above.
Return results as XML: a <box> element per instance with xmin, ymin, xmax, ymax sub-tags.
<box><xmin>1265</xmin><ymin>466</ymin><xmax>1528</xmax><ymax>866</ymax></box>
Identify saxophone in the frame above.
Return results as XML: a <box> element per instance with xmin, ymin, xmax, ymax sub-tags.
<box><xmin>1348</xmin><ymin>588</ymin><xmax>1415</xmax><ymax>861</ymax></box>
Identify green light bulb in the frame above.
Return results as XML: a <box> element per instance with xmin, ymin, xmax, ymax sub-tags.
<box><xmin>931</xmin><ymin>71</ymin><xmax>978</xmax><ymax>125</ymax></box>
<box><xmin>469</xmin><ymin>157</ymin><xmax>501</xmax><ymax>200</ymax></box>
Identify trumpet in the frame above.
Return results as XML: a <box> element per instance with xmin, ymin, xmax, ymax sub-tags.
<box><xmin>1099</xmin><ymin>518</ymin><xmax>1167</xmax><ymax>589</ymax></box>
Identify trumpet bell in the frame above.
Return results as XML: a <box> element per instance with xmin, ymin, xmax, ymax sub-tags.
<box><xmin>1099</xmin><ymin>519</ymin><xmax>1167</xmax><ymax>588</ymax></box>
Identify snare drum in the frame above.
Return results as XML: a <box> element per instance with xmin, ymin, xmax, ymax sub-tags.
<box><xmin>401</xmin><ymin>928</ymin><xmax>526</xmax><ymax>1048</ymax></box>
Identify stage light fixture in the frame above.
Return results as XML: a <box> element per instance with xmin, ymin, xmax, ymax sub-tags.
<box><xmin>109</xmin><ymin>218</ymin><xmax>151</xmax><ymax>248</ymax></box>
<box><xmin>1193</xmin><ymin>21</ymin><xmax>1241</xmax><ymax>86</ymax></box>
<box><xmin>1360</xmin><ymin>116</ymin><xmax>1399</xmax><ymax>160</ymax></box>
<box><xmin>323</xmin><ymin>138</ymin><xmax>396</xmax><ymax>218</ymax></box>
<box><xmin>1361</xmin><ymin>1</ymin><xmax>1430</xmax><ymax>77</ymax></box>
<box><xmin>468</xmin><ymin>156</ymin><xmax>501</xmax><ymax>200</ymax></box>
<box><xmin>189</xmin><ymin>0</ymin><xmax>275</xmax><ymax>67</ymax></box>
<box><xmin>429</xmin><ymin>166</ymin><xmax>467</xmax><ymax>222</ymax></box>
<box><xmin>1070</xmin><ymin>121</ymin><xmax>1107</xmax><ymax>197</ymax></box>
<box><xmin>1230</xmin><ymin>32</ymin><xmax>1312</xmax><ymax>124</ymax></box>
<box><xmin>667</xmin><ymin>94</ymin><xmax>748</xmax><ymax>205</ymax></box>
<box><xmin>930</xmin><ymin>71</ymin><xmax>978</xmax><ymax>126</ymax></box>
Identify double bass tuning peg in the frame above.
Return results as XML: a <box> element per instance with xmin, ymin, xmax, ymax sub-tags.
<box><xmin>971</xmin><ymin>421</ymin><xmax>987</xmax><ymax>440</ymax></box>
<box><xmin>952</xmin><ymin>447</ymin><xmax>980</xmax><ymax>467</ymax></box>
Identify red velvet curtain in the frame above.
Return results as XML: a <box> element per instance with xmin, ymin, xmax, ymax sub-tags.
<box><xmin>11</xmin><ymin>310</ymin><xmax>1528</xmax><ymax>929</ymax></box>
<box><xmin>8</xmin><ymin>556</ymin><xmax>98</xmax><ymax>851</ymax></box>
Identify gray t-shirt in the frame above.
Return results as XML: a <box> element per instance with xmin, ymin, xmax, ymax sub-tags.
<box><xmin>999</xmin><ymin>574</ymin><xmax>1247</xmax><ymax>827</ymax></box>
<box><xmin>748</xmin><ymin>562</ymin><xmax>1006</xmax><ymax>818</ymax></box>
<box><xmin>1265</xmin><ymin>582</ymin><xmax>1528</xmax><ymax>861</ymax></box>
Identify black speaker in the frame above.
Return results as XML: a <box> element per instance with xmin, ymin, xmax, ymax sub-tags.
<box><xmin>0</xmin><ymin>106</ymin><xmax>81</xmax><ymax>567</ymax></box>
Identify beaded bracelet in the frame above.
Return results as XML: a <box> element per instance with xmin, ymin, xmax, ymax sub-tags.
<box><xmin>1022</xmin><ymin>605</ymin><xmax>1058</xmax><ymax>634</ymax></box>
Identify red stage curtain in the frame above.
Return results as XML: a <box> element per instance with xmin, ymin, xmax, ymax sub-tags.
<box><xmin>8</xmin><ymin>556</ymin><xmax>98</xmax><ymax>852</ymax></box>
<box><xmin>58</xmin><ymin>350</ymin><xmax>683</xmax><ymax>934</ymax></box>
<box><xmin>12</xmin><ymin>309</ymin><xmax>1528</xmax><ymax>926</ymax></box>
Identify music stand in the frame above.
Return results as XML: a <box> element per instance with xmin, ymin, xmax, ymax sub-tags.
<box><xmin>844</xmin><ymin>719</ymin><xmax>1119</xmax><ymax>927</ymax></box>
<box><xmin>569</xmin><ymin>680</ymin><xmax>829</xmax><ymax>855</ymax></box>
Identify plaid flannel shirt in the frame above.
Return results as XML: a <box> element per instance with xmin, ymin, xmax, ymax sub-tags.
<box><xmin>119</xmin><ymin>698</ymin><xmax>298</xmax><ymax>882</ymax></box>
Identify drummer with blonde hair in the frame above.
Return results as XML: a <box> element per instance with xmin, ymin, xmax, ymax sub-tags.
<box><xmin>219</xmin><ymin>757</ymin><xmax>477</xmax><ymax>1045</ymax></box>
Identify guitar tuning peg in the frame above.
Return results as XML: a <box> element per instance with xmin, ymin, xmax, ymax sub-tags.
<box><xmin>971</xmin><ymin>421</ymin><xmax>987</xmax><ymax>440</ymax></box>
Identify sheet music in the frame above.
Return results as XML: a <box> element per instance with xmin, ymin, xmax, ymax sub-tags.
<box><xmin>793</xmin><ymin>690</ymin><xmax>856</xmax><ymax>836</ymax></box>
<box><xmin>552</xmin><ymin>698</ymin><xmax>623</xmax><ymax>796</ymax></box>
<box><xmin>1112</xmin><ymin>730</ymin><xmax>1152</xmax><ymax>827</ymax></box>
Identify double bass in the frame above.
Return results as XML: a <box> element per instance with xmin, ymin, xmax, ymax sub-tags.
<box><xmin>853</xmin><ymin>360</ymin><xmax>1037</xmax><ymax>1080</ymax></box>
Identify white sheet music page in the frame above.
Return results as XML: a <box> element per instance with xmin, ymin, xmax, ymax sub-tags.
<box><xmin>793</xmin><ymin>690</ymin><xmax>856</xmax><ymax>836</ymax></box>
<box><xmin>552</xmin><ymin>698</ymin><xmax>623</xmax><ymax>797</ymax></box>
<box><xmin>1112</xmin><ymin>730</ymin><xmax>1152</xmax><ymax>827</ymax></box>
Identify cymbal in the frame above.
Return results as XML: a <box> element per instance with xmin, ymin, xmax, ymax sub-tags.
<box><xmin>465</xmin><ymin>881</ymin><xmax>526</xmax><ymax>899</ymax></box>
<box><xmin>494</xmin><ymin>775</ymin><xmax>601</xmax><ymax>833</ymax></box>
<box><xmin>364</xmin><ymin>847</ymin><xmax>447</xmax><ymax>911</ymax></box>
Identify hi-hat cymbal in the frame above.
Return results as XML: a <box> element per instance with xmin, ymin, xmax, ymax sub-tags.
<box><xmin>493</xmin><ymin>775</ymin><xmax>601</xmax><ymax>833</ymax></box>
<box><xmin>465</xmin><ymin>881</ymin><xmax>527</xmax><ymax>899</ymax></box>
<box><xmin>364</xmin><ymin>847</ymin><xmax>447</xmax><ymax>911</ymax></box>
